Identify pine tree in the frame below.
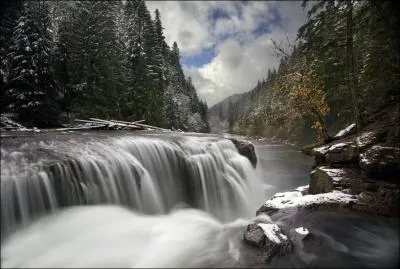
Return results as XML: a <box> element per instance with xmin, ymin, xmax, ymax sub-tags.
<box><xmin>1</xmin><ymin>0</ymin><xmax>24</xmax><ymax>113</ymax></box>
<box><xmin>6</xmin><ymin>0</ymin><xmax>60</xmax><ymax>126</ymax></box>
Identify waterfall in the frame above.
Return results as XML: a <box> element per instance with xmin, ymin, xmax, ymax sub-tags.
<box><xmin>1</xmin><ymin>135</ymin><xmax>264</xmax><ymax>239</ymax></box>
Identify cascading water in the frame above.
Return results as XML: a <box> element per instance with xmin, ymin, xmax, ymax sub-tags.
<box><xmin>1</xmin><ymin>134</ymin><xmax>399</xmax><ymax>268</ymax></box>
<box><xmin>1</xmin><ymin>134</ymin><xmax>264</xmax><ymax>240</ymax></box>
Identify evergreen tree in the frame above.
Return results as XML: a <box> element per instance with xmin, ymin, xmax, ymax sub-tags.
<box><xmin>6</xmin><ymin>0</ymin><xmax>60</xmax><ymax>126</ymax></box>
<box><xmin>0</xmin><ymin>0</ymin><xmax>23</xmax><ymax>113</ymax></box>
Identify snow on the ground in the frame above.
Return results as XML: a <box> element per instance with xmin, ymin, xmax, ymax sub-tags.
<box><xmin>312</xmin><ymin>145</ymin><xmax>331</xmax><ymax>155</ymax></box>
<box><xmin>295</xmin><ymin>185</ymin><xmax>309</xmax><ymax>192</ymax></box>
<box><xmin>264</xmin><ymin>187</ymin><xmax>357</xmax><ymax>210</ymax></box>
<box><xmin>313</xmin><ymin>142</ymin><xmax>351</xmax><ymax>156</ymax></box>
<box><xmin>257</xmin><ymin>223</ymin><xmax>288</xmax><ymax>244</ymax></box>
<box><xmin>295</xmin><ymin>227</ymin><xmax>309</xmax><ymax>235</ymax></box>
<box><xmin>334</xmin><ymin>123</ymin><xmax>356</xmax><ymax>138</ymax></box>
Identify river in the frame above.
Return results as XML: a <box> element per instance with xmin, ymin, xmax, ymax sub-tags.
<box><xmin>0</xmin><ymin>132</ymin><xmax>398</xmax><ymax>267</ymax></box>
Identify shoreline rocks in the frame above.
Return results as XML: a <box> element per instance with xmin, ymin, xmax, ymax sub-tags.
<box><xmin>255</xmin><ymin>122</ymin><xmax>399</xmax><ymax>221</ymax></box>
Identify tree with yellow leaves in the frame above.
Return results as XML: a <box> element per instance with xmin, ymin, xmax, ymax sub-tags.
<box><xmin>279</xmin><ymin>55</ymin><xmax>330</xmax><ymax>142</ymax></box>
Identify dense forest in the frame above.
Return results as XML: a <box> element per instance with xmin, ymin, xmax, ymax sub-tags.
<box><xmin>209</xmin><ymin>0</ymin><xmax>399</xmax><ymax>145</ymax></box>
<box><xmin>0</xmin><ymin>0</ymin><xmax>209</xmax><ymax>131</ymax></box>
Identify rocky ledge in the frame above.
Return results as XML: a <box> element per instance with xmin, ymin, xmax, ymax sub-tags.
<box><xmin>252</xmin><ymin>122</ymin><xmax>399</xmax><ymax>239</ymax></box>
<box><xmin>242</xmin><ymin>105</ymin><xmax>399</xmax><ymax>261</ymax></box>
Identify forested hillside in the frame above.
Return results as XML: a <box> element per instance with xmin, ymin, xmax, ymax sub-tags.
<box><xmin>0</xmin><ymin>0</ymin><xmax>209</xmax><ymax>131</ymax></box>
<box><xmin>209</xmin><ymin>0</ymin><xmax>399</xmax><ymax>145</ymax></box>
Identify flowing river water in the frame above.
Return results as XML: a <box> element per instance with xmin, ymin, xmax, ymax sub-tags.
<box><xmin>0</xmin><ymin>131</ymin><xmax>398</xmax><ymax>268</ymax></box>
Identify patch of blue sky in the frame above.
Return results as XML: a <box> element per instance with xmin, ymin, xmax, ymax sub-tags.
<box><xmin>209</xmin><ymin>8</ymin><xmax>231</xmax><ymax>21</ymax></box>
<box><xmin>253</xmin><ymin>7</ymin><xmax>282</xmax><ymax>36</ymax></box>
<box><xmin>181</xmin><ymin>45</ymin><xmax>216</xmax><ymax>68</ymax></box>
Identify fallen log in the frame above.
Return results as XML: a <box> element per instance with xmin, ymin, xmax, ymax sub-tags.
<box><xmin>89</xmin><ymin>118</ymin><xmax>168</xmax><ymax>131</ymax></box>
<box><xmin>87</xmin><ymin>118</ymin><xmax>146</xmax><ymax>130</ymax></box>
<box><xmin>108</xmin><ymin>119</ymin><xmax>146</xmax><ymax>125</ymax></box>
<box><xmin>55</xmin><ymin>124</ymin><xmax>108</xmax><ymax>131</ymax></box>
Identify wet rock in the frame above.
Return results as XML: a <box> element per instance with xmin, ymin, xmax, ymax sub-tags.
<box><xmin>359</xmin><ymin>145</ymin><xmax>400</xmax><ymax>181</ymax></box>
<box><xmin>243</xmin><ymin>224</ymin><xmax>266</xmax><ymax>248</ymax></box>
<box><xmin>243</xmin><ymin>223</ymin><xmax>292</xmax><ymax>261</ymax></box>
<box><xmin>229</xmin><ymin>138</ymin><xmax>257</xmax><ymax>167</ymax></box>
<box><xmin>289</xmin><ymin>227</ymin><xmax>314</xmax><ymax>249</ymax></box>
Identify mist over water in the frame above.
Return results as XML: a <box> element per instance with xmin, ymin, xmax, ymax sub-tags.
<box><xmin>1</xmin><ymin>206</ymin><xmax>259</xmax><ymax>268</ymax></box>
<box><xmin>1</xmin><ymin>134</ymin><xmax>399</xmax><ymax>268</ymax></box>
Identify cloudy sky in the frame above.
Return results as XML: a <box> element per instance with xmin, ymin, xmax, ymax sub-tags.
<box><xmin>146</xmin><ymin>1</ymin><xmax>308</xmax><ymax>107</ymax></box>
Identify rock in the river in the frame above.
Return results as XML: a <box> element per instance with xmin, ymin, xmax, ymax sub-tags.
<box><xmin>359</xmin><ymin>145</ymin><xmax>400</xmax><ymax>181</ymax></box>
<box><xmin>289</xmin><ymin>227</ymin><xmax>313</xmax><ymax>249</ymax></box>
<box><xmin>243</xmin><ymin>223</ymin><xmax>292</xmax><ymax>261</ymax></box>
<box><xmin>229</xmin><ymin>138</ymin><xmax>257</xmax><ymax>167</ymax></box>
<box><xmin>256</xmin><ymin>186</ymin><xmax>357</xmax><ymax>216</ymax></box>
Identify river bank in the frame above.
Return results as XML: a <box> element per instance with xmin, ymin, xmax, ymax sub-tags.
<box><xmin>242</xmin><ymin>104</ymin><xmax>399</xmax><ymax>266</ymax></box>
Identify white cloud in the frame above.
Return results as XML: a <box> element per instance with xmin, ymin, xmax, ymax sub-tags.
<box><xmin>146</xmin><ymin>1</ymin><xmax>308</xmax><ymax>106</ymax></box>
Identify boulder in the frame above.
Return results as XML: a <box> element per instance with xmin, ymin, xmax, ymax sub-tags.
<box><xmin>311</xmin><ymin>142</ymin><xmax>358</xmax><ymax>165</ymax></box>
<box><xmin>355</xmin><ymin>131</ymin><xmax>385</xmax><ymax>150</ymax></box>
<box><xmin>325</xmin><ymin>142</ymin><xmax>358</xmax><ymax>163</ymax></box>
<box><xmin>309</xmin><ymin>166</ymin><xmax>359</xmax><ymax>194</ymax></box>
<box><xmin>359</xmin><ymin>145</ymin><xmax>400</xmax><ymax>181</ymax></box>
<box><xmin>243</xmin><ymin>223</ymin><xmax>292</xmax><ymax>261</ymax></box>
<box><xmin>289</xmin><ymin>227</ymin><xmax>313</xmax><ymax>249</ymax></box>
<box><xmin>256</xmin><ymin>185</ymin><xmax>357</xmax><ymax>217</ymax></box>
<box><xmin>229</xmin><ymin>138</ymin><xmax>257</xmax><ymax>167</ymax></box>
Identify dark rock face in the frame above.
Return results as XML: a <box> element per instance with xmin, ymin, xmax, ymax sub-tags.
<box><xmin>229</xmin><ymin>138</ymin><xmax>257</xmax><ymax>167</ymax></box>
<box><xmin>243</xmin><ymin>224</ymin><xmax>266</xmax><ymax>248</ymax></box>
<box><xmin>360</xmin><ymin>145</ymin><xmax>400</xmax><ymax>181</ymax></box>
<box><xmin>304</xmin><ymin>127</ymin><xmax>400</xmax><ymax>217</ymax></box>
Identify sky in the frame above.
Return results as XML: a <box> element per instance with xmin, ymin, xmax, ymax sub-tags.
<box><xmin>146</xmin><ymin>1</ymin><xmax>308</xmax><ymax>107</ymax></box>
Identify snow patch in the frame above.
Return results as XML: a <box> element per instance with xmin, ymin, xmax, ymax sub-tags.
<box><xmin>295</xmin><ymin>185</ymin><xmax>309</xmax><ymax>192</ymax></box>
<box><xmin>295</xmin><ymin>227</ymin><xmax>309</xmax><ymax>235</ymax></box>
<box><xmin>328</xmin><ymin>143</ymin><xmax>349</xmax><ymax>151</ymax></box>
<box><xmin>334</xmin><ymin>123</ymin><xmax>356</xmax><ymax>138</ymax></box>
<box><xmin>313</xmin><ymin>145</ymin><xmax>331</xmax><ymax>155</ymax></box>
<box><xmin>257</xmin><ymin>223</ymin><xmax>287</xmax><ymax>244</ymax></box>
<box><xmin>264</xmin><ymin>189</ymin><xmax>357</xmax><ymax>210</ymax></box>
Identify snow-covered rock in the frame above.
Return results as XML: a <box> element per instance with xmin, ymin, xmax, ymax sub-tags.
<box><xmin>309</xmin><ymin>166</ymin><xmax>356</xmax><ymax>194</ymax></box>
<box><xmin>359</xmin><ymin>145</ymin><xmax>400</xmax><ymax>179</ymax></box>
<box><xmin>243</xmin><ymin>223</ymin><xmax>292</xmax><ymax>260</ymax></box>
<box><xmin>311</xmin><ymin>141</ymin><xmax>358</xmax><ymax>164</ymax></box>
<box><xmin>334</xmin><ymin>123</ymin><xmax>356</xmax><ymax>139</ymax></box>
<box><xmin>355</xmin><ymin>131</ymin><xmax>382</xmax><ymax>150</ymax></box>
<box><xmin>256</xmin><ymin>185</ymin><xmax>357</xmax><ymax>215</ymax></box>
